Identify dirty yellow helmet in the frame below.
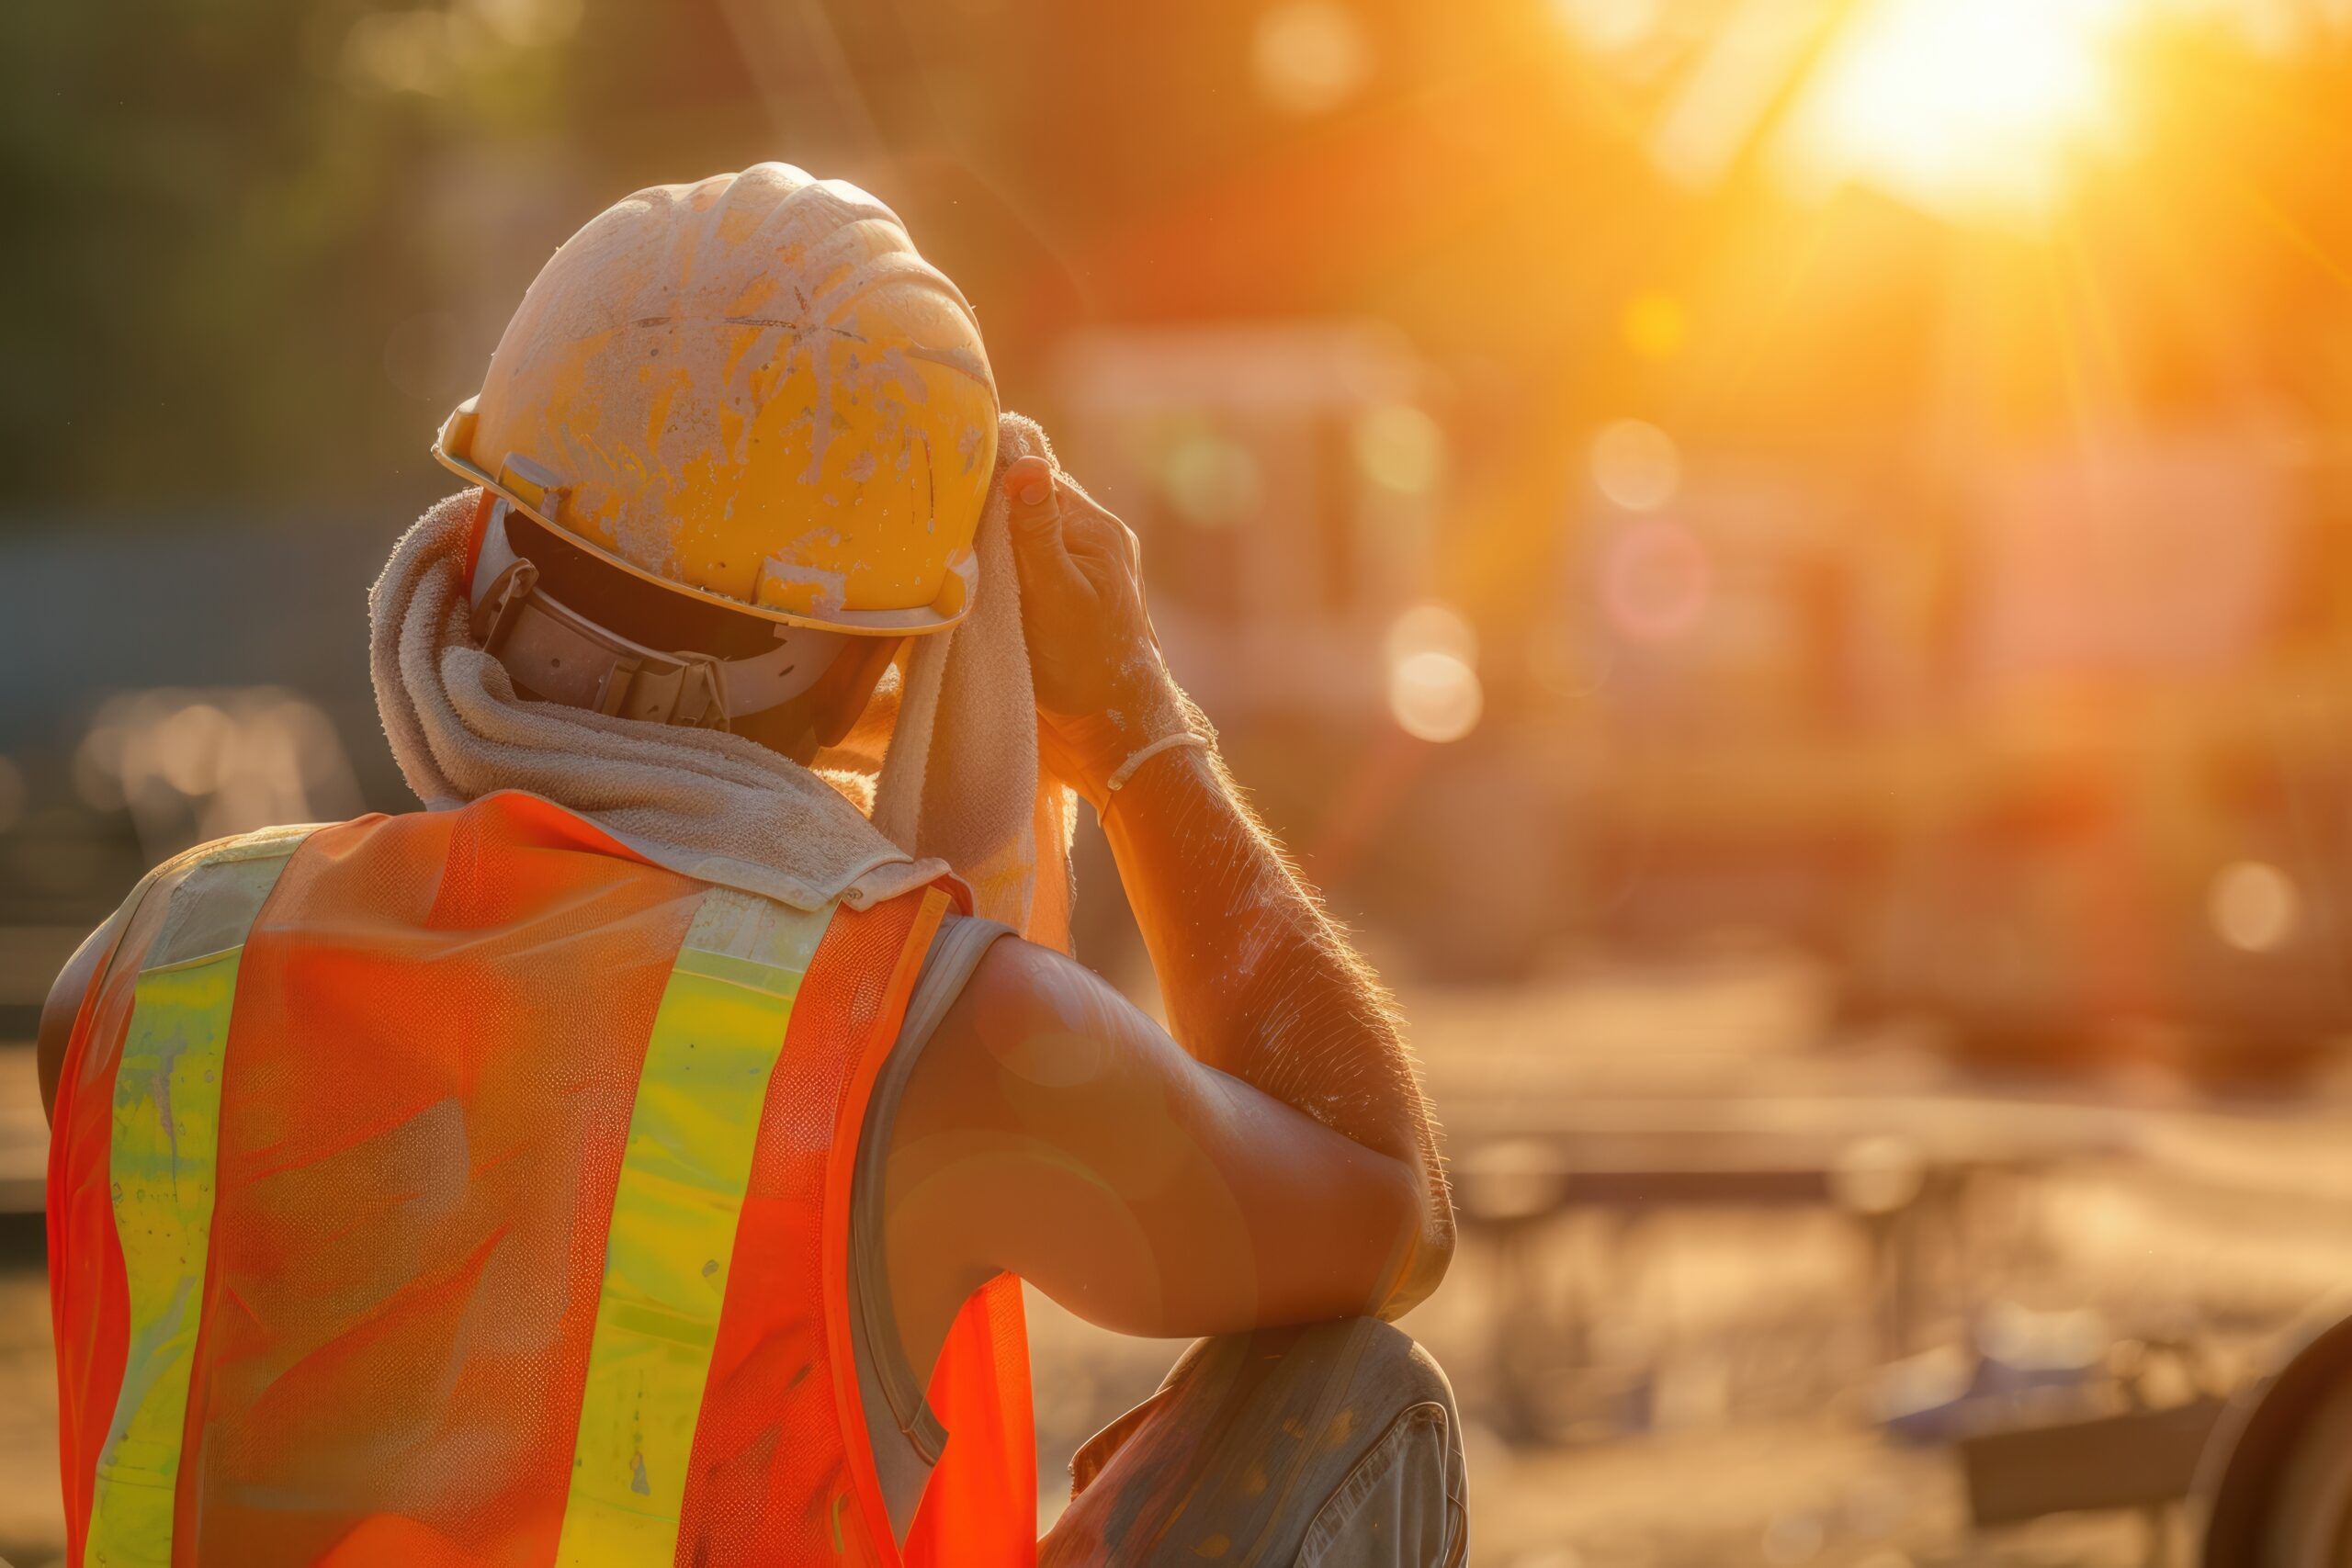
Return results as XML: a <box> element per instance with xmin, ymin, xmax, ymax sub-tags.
<box><xmin>435</xmin><ymin>163</ymin><xmax>999</xmax><ymax>636</ymax></box>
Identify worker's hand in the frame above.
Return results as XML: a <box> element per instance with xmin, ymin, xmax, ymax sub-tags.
<box><xmin>1003</xmin><ymin>455</ymin><xmax>1182</xmax><ymax>802</ymax></box>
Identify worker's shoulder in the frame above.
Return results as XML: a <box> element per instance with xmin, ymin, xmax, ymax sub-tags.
<box><xmin>910</xmin><ymin>931</ymin><xmax>1180</xmax><ymax>1121</ymax></box>
<box><xmin>37</xmin><ymin>820</ymin><xmax>336</xmax><ymax>1114</ymax></box>
<box><xmin>34</xmin><ymin>840</ymin><xmax>208</xmax><ymax>1121</ymax></box>
<box><xmin>107</xmin><ymin>820</ymin><xmax>341</xmax><ymax>912</ymax></box>
<box><xmin>172</xmin><ymin>819</ymin><xmax>340</xmax><ymax>869</ymax></box>
<box><xmin>954</xmin><ymin>931</ymin><xmax>1139</xmax><ymax>1041</ymax></box>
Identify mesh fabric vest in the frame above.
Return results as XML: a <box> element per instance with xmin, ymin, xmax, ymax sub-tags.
<box><xmin>48</xmin><ymin>792</ymin><xmax>1035</xmax><ymax>1568</ymax></box>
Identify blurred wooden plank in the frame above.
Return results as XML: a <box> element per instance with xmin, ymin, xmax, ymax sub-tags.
<box><xmin>1960</xmin><ymin>1399</ymin><xmax>2224</xmax><ymax>1525</ymax></box>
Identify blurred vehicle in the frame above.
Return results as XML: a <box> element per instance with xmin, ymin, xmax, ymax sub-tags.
<box><xmin>1548</xmin><ymin>426</ymin><xmax>2352</xmax><ymax>1078</ymax></box>
<box><xmin>1051</xmin><ymin>321</ymin><xmax>2352</xmax><ymax>1068</ymax></box>
<box><xmin>1857</xmin><ymin>434</ymin><xmax>2352</xmax><ymax>1077</ymax></box>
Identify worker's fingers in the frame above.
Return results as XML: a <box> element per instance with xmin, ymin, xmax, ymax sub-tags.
<box><xmin>1004</xmin><ymin>457</ymin><xmax>1069</xmax><ymax>566</ymax></box>
<box><xmin>1007</xmin><ymin>457</ymin><xmax>1146</xmax><ymax>606</ymax></box>
<box><xmin>1051</xmin><ymin>488</ymin><xmax>1142</xmax><ymax>580</ymax></box>
<box><xmin>1001</xmin><ymin>452</ymin><xmax>1160</xmax><ymax>728</ymax></box>
<box><xmin>1060</xmin><ymin>509</ymin><xmax>1133</xmax><ymax>571</ymax></box>
<box><xmin>1004</xmin><ymin>457</ymin><xmax>1091</xmax><ymax>609</ymax></box>
<box><xmin>1004</xmin><ymin>456</ymin><xmax>1059</xmax><ymax>537</ymax></box>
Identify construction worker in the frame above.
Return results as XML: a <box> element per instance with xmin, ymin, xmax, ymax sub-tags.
<box><xmin>40</xmin><ymin>164</ymin><xmax>1463</xmax><ymax>1566</ymax></box>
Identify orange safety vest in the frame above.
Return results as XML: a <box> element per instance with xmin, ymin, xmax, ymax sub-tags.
<box><xmin>48</xmin><ymin>792</ymin><xmax>1035</xmax><ymax>1568</ymax></box>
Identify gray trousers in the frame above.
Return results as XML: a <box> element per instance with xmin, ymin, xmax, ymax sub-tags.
<box><xmin>1038</xmin><ymin>1319</ymin><xmax>1469</xmax><ymax>1567</ymax></box>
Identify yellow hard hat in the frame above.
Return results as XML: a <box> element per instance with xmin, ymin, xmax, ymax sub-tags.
<box><xmin>434</xmin><ymin>164</ymin><xmax>999</xmax><ymax>636</ymax></box>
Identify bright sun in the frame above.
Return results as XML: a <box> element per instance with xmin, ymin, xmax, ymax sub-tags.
<box><xmin>1786</xmin><ymin>0</ymin><xmax>2134</xmax><ymax>219</ymax></box>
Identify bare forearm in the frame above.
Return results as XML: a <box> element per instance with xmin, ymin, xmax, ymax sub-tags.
<box><xmin>1001</xmin><ymin>449</ymin><xmax>1453</xmax><ymax>1308</ymax></box>
<box><xmin>1095</xmin><ymin>724</ymin><xmax>1453</xmax><ymax>1291</ymax></box>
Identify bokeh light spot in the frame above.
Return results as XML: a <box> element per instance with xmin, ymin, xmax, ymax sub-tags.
<box><xmin>1386</xmin><ymin>601</ymin><xmax>1478</xmax><ymax>666</ymax></box>
<box><xmin>1387</xmin><ymin>649</ymin><xmax>1484</xmax><ymax>743</ymax></box>
<box><xmin>344</xmin><ymin>9</ymin><xmax>458</xmax><ymax>96</ymax></box>
<box><xmin>2210</xmin><ymin>860</ymin><xmax>2298</xmax><ymax>953</ymax></box>
<box><xmin>1621</xmin><ymin>291</ymin><xmax>1687</xmax><ymax>360</ymax></box>
<box><xmin>72</xmin><ymin>689</ymin><xmax>366</xmax><ymax>858</ymax></box>
<box><xmin>1251</xmin><ymin>0</ymin><xmax>1374</xmax><ymax>117</ymax></box>
<box><xmin>1602</xmin><ymin>517</ymin><xmax>1711</xmax><ymax>643</ymax></box>
<box><xmin>1590</xmin><ymin>418</ymin><xmax>1681</xmax><ymax>512</ymax></box>
<box><xmin>1552</xmin><ymin>0</ymin><xmax>1660</xmax><ymax>53</ymax></box>
<box><xmin>1159</xmin><ymin>431</ymin><xmax>1262</xmax><ymax>527</ymax></box>
<box><xmin>463</xmin><ymin>0</ymin><xmax>583</xmax><ymax>49</ymax></box>
<box><xmin>155</xmin><ymin>703</ymin><xmax>232</xmax><ymax>795</ymax></box>
<box><xmin>1353</xmin><ymin>404</ymin><xmax>1447</xmax><ymax>494</ymax></box>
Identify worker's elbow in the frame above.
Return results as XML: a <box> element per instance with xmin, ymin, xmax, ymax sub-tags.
<box><xmin>1371</xmin><ymin>1168</ymin><xmax>1456</xmax><ymax>1322</ymax></box>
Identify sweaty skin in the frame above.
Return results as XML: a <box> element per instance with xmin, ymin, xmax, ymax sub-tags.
<box><xmin>37</xmin><ymin>457</ymin><xmax>1457</xmax><ymax>1413</ymax></box>
<box><xmin>881</xmin><ymin>456</ymin><xmax>1454</xmax><ymax>1386</ymax></box>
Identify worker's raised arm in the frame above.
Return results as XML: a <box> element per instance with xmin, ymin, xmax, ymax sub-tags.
<box><xmin>891</xmin><ymin>936</ymin><xmax>1427</xmax><ymax>1345</ymax></box>
<box><xmin>1001</xmin><ymin>453</ymin><xmax>1455</xmax><ymax>1314</ymax></box>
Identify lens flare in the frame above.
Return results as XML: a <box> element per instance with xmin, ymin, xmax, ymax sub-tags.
<box><xmin>1786</xmin><ymin>0</ymin><xmax>2131</xmax><ymax>218</ymax></box>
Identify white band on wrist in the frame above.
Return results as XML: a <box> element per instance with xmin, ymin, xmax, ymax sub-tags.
<box><xmin>1105</xmin><ymin>732</ymin><xmax>1211</xmax><ymax>793</ymax></box>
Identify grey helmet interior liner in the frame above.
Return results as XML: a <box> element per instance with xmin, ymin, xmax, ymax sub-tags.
<box><xmin>468</xmin><ymin>498</ymin><xmax>849</xmax><ymax>729</ymax></box>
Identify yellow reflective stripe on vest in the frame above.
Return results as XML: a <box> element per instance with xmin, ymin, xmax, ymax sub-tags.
<box><xmin>556</xmin><ymin>887</ymin><xmax>835</xmax><ymax>1568</ymax></box>
<box><xmin>87</xmin><ymin>833</ymin><xmax>311</xmax><ymax>1568</ymax></box>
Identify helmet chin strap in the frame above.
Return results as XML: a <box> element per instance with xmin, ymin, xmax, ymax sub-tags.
<box><xmin>467</xmin><ymin>501</ymin><xmax>848</xmax><ymax>730</ymax></box>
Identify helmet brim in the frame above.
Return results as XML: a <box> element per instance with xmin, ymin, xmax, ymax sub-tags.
<box><xmin>430</xmin><ymin>417</ymin><xmax>973</xmax><ymax>638</ymax></box>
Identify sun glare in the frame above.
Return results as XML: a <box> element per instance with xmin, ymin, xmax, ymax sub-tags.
<box><xmin>1786</xmin><ymin>0</ymin><xmax>2134</xmax><ymax>219</ymax></box>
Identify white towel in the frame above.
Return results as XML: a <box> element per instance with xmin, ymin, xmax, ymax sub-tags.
<box><xmin>368</xmin><ymin>412</ymin><xmax>1076</xmax><ymax>948</ymax></box>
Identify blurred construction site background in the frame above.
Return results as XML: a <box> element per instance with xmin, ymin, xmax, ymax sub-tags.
<box><xmin>11</xmin><ymin>0</ymin><xmax>2352</xmax><ymax>1563</ymax></box>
